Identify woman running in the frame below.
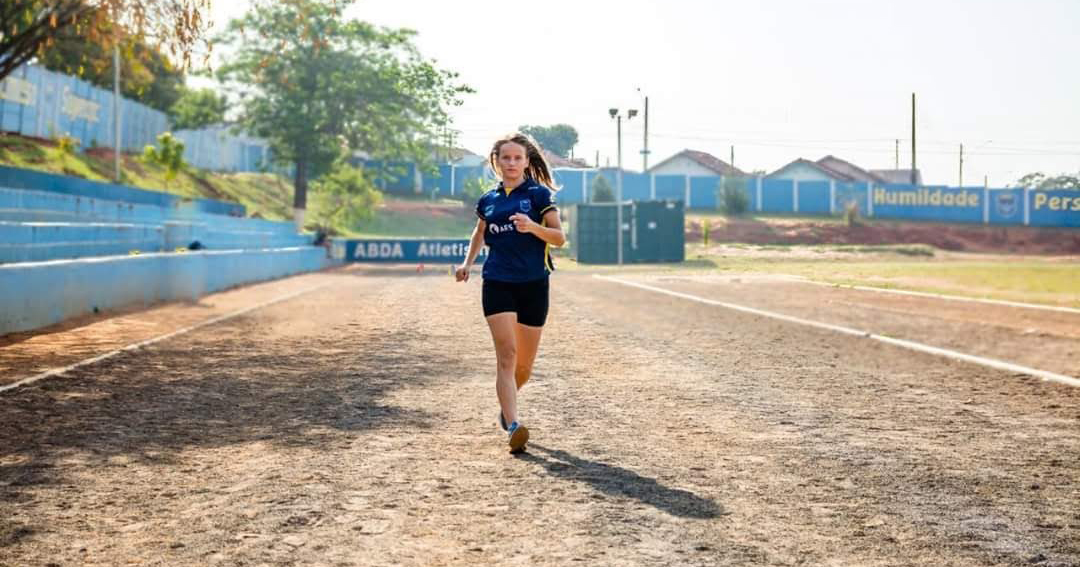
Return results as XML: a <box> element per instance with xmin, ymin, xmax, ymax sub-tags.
<box><xmin>455</xmin><ymin>132</ymin><xmax>565</xmax><ymax>453</ymax></box>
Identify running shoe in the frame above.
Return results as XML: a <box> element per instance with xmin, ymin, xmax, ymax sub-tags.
<box><xmin>507</xmin><ymin>421</ymin><xmax>529</xmax><ymax>453</ymax></box>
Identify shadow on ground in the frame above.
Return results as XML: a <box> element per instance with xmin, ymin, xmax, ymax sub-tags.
<box><xmin>518</xmin><ymin>444</ymin><xmax>725</xmax><ymax>520</ymax></box>
<box><xmin>0</xmin><ymin>313</ymin><xmax>455</xmax><ymax>506</ymax></box>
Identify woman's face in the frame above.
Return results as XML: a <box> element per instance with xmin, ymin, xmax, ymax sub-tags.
<box><xmin>497</xmin><ymin>141</ymin><xmax>529</xmax><ymax>181</ymax></box>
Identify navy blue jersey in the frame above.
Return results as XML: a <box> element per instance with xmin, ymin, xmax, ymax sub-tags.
<box><xmin>475</xmin><ymin>178</ymin><xmax>558</xmax><ymax>283</ymax></box>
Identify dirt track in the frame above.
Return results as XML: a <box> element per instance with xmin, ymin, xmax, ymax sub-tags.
<box><xmin>2</xmin><ymin>265</ymin><xmax>1079</xmax><ymax>566</ymax></box>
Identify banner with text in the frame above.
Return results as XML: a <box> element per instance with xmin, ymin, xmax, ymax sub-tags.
<box><xmin>332</xmin><ymin>239</ymin><xmax>487</xmax><ymax>264</ymax></box>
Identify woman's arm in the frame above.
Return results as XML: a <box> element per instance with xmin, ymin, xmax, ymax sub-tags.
<box><xmin>455</xmin><ymin>218</ymin><xmax>486</xmax><ymax>281</ymax></box>
<box><xmin>511</xmin><ymin>209</ymin><xmax>565</xmax><ymax>247</ymax></box>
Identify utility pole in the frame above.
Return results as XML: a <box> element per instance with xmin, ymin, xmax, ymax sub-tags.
<box><xmin>637</xmin><ymin>89</ymin><xmax>650</xmax><ymax>171</ymax></box>
<box><xmin>730</xmin><ymin>145</ymin><xmax>735</xmax><ymax>169</ymax></box>
<box><xmin>642</xmin><ymin>95</ymin><xmax>649</xmax><ymax>171</ymax></box>
<box><xmin>617</xmin><ymin>114</ymin><xmax>623</xmax><ymax>265</ymax></box>
<box><xmin>113</xmin><ymin>41</ymin><xmax>121</xmax><ymax>182</ymax></box>
<box><xmin>911</xmin><ymin>93</ymin><xmax>917</xmax><ymax>186</ymax></box>
<box><xmin>895</xmin><ymin>139</ymin><xmax>899</xmax><ymax>170</ymax></box>
<box><xmin>595</xmin><ymin>150</ymin><xmax>599</xmax><ymax>168</ymax></box>
<box><xmin>610</xmin><ymin>107</ymin><xmax>636</xmax><ymax>265</ymax></box>
<box><xmin>959</xmin><ymin>143</ymin><xmax>964</xmax><ymax>187</ymax></box>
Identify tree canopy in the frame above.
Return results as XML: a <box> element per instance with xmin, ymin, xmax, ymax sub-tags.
<box><xmin>1</xmin><ymin>0</ymin><xmax>213</xmax><ymax>83</ymax></box>
<box><xmin>36</xmin><ymin>10</ymin><xmax>185</xmax><ymax>113</ymax></box>
<box><xmin>1013</xmin><ymin>172</ymin><xmax>1080</xmax><ymax>190</ymax></box>
<box><xmin>168</xmin><ymin>87</ymin><xmax>227</xmax><ymax>130</ymax></box>
<box><xmin>215</xmin><ymin>0</ymin><xmax>471</xmax><ymax>221</ymax></box>
<box><xmin>518</xmin><ymin>124</ymin><xmax>579</xmax><ymax>158</ymax></box>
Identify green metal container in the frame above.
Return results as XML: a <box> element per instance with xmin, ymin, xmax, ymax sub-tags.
<box><xmin>566</xmin><ymin>200</ymin><xmax>684</xmax><ymax>264</ymax></box>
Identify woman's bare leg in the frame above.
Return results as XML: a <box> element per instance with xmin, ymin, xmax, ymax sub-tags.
<box><xmin>514</xmin><ymin>323</ymin><xmax>544</xmax><ymax>390</ymax></box>
<box><xmin>485</xmin><ymin>312</ymin><xmax>519</xmax><ymax>424</ymax></box>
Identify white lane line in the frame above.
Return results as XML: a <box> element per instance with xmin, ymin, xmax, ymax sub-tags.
<box><xmin>794</xmin><ymin>279</ymin><xmax>1080</xmax><ymax>315</ymax></box>
<box><xmin>0</xmin><ymin>281</ymin><xmax>334</xmax><ymax>394</ymax></box>
<box><xmin>595</xmin><ymin>275</ymin><xmax>1080</xmax><ymax>388</ymax></box>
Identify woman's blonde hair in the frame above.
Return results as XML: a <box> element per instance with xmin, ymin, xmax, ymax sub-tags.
<box><xmin>489</xmin><ymin>132</ymin><xmax>558</xmax><ymax>191</ymax></box>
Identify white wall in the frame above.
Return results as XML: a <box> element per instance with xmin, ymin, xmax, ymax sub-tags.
<box><xmin>648</xmin><ymin>156</ymin><xmax>718</xmax><ymax>177</ymax></box>
<box><xmin>767</xmin><ymin>162</ymin><xmax>836</xmax><ymax>182</ymax></box>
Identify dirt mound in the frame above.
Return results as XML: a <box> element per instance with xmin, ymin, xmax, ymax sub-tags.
<box><xmin>688</xmin><ymin>218</ymin><xmax>1080</xmax><ymax>255</ymax></box>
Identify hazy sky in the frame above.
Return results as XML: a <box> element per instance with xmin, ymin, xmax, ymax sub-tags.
<box><xmin>205</xmin><ymin>0</ymin><xmax>1080</xmax><ymax>186</ymax></box>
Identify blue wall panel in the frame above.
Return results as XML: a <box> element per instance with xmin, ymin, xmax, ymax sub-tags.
<box><xmin>797</xmin><ymin>181</ymin><xmax>831</xmax><ymax>214</ymax></box>
<box><xmin>0</xmin><ymin>248</ymin><xmax>333</xmax><ymax>335</ymax></box>
<box><xmin>654</xmin><ymin>175</ymin><xmax>685</xmax><ymax>202</ymax></box>
<box><xmin>762</xmin><ymin>179</ymin><xmax>794</xmax><ymax>213</ymax></box>
<box><xmin>871</xmin><ymin>186</ymin><xmax>984</xmax><ymax>223</ymax></box>
<box><xmin>690</xmin><ymin>176</ymin><xmax>723</xmax><ymax>210</ymax></box>
<box><xmin>1029</xmin><ymin>190</ymin><xmax>1080</xmax><ymax>227</ymax></box>
<box><xmin>553</xmin><ymin>170</ymin><xmax>585</xmax><ymax>204</ymax></box>
<box><xmin>622</xmin><ymin>172</ymin><xmax>650</xmax><ymax>201</ymax></box>
<box><xmin>987</xmin><ymin>189</ymin><xmax>1024</xmax><ymax>225</ymax></box>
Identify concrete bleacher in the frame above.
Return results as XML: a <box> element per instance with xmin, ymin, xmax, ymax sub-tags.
<box><xmin>0</xmin><ymin>167</ymin><xmax>334</xmax><ymax>336</ymax></box>
<box><xmin>0</xmin><ymin>186</ymin><xmax>312</xmax><ymax>263</ymax></box>
<box><xmin>0</xmin><ymin>221</ymin><xmax>164</xmax><ymax>263</ymax></box>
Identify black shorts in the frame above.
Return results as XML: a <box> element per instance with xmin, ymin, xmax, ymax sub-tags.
<box><xmin>482</xmin><ymin>277</ymin><xmax>550</xmax><ymax>327</ymax></box>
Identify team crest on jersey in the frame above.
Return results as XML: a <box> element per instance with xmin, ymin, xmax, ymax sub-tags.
<box><xmin>519</xmin><ymin>199</ymin><xmax>531</xmax><ymax>212</ymax></box>
<box><xmin>484</xmin><ymin>204</ymin><xmax>495</xmax><ymax>217</ymax></box>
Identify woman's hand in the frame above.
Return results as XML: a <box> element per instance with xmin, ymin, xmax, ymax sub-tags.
<box><xmin>455</xmin><ymin>263</ymin><xmax>471</xmax><ymax>282</ymax></box>
<box><xmin>510</xmin><ymin>213</ymin><xmax>537</xmax><ymax>234</ymax></box>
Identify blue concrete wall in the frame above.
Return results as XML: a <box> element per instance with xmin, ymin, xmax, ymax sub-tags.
<box><xmin>988</xmin><ymin>189</ymin><xmax>1024</xmax><ymax>225</ymax></box>
<box><xmin>0</xmin><ymin>247</ymin><xmax>335</xmax><ymax>336</ymax></box>
<box><xmin>1030</xmin><ymin>190</ymin><xmax>1080</xmax><ymax>227</ymax></box>
<box><xmin>0</xmin><ymin>64</ymin><xmax>168</xmax><ymax>152</ymax></box>
<box><xmin>761</xmin><ymin>179</ymin><xmax>795</xmax><ymax>213</ymax></box>
<box><xmin>797</xmin><ymin>181</ymin><xmax>831</xmax><ymax>214</ymax></box>
<box><xmin>871</xmin><ymin>186</ymin><xmax>984</xmax><ymax>223</ymax></box>
<box><xmin>654</xmin><ymin>175</ymin><xmax>685</xmax><ymax>202</ymax></box>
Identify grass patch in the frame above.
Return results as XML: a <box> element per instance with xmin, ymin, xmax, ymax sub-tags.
<box><xmin>0</xmin><ymin>133</ymin><xmax>294</xmax><ymax>222</ymax></box>
<box><xmin>349</xmin><ymin>206</ymin><xmax>475</xmax><ymax>238</ymax></box>
<box><xmin>693</xmin><ymin>252</ymin><xmax>1080</xmax><ymax>307</ymax></box>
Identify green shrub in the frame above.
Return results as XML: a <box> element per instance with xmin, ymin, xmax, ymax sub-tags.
<box><xmin>142</xmin><ymin>132</ymin><xmax>186</xmax><ymax>187</ymax></box>
<box><xmin>591</xmin><ymin>174</ymin><xmax>615</xmax><ymax>202</ymax></box>
<box><xmin>718</xmin><ymin>177</ymin><xmax>749</xmax><ymax>215</ymax></box>
<box><xmin>461</xmin><ymin>176</ymin><xmax>488</xmax><ymax>207</ymax></box>
<box><xmin>309</xmin><ymin>160</ymin><xmax>382</xmax><ymax>232</ymax></box>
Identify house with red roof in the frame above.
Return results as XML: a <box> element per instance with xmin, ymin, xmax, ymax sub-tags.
<box><xmin>647</xmin><ymin>149</ymin><xmax>746</xmax><ymax>177</ymax></box>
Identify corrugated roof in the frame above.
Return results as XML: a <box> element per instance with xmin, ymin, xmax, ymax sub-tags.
<box><xmin>816</xmin><ymin>155</ymin><xmax>888</xmax><ymax>184</ymax></box>
<box><xmin>766</xmin><ymin>158</ymin><xmax>856</xmax><ymax>181</ymax></box>
<box><xmin>542</xmin><ymin>149</ymin><xmax>590</xmax><ymax>169</ymax></box>
<box><xmin>648</xmin><ymin>149</ymin><xmax>746</xmax><ymax>176</ymax></box>
<box><xmin>870</xmin><ymin>168</ymin><xmax>923</xmax><ymax>185</ymax></box>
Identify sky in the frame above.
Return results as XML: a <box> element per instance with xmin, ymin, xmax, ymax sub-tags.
<box><xmin>203</xmin><ymin>0</ymin><xmax>1080</xmax><ymax>187</ymax></box>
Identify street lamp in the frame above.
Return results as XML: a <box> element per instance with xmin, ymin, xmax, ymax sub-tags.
<box><xmin>609</xmin><ymin>107</ymin><xmax>637</xmax><ymax>265</ymax></box>
<box><xmin>636</xmin><ymin>87</ymin><xmax>650</xmax><ymax>171</ymax></box>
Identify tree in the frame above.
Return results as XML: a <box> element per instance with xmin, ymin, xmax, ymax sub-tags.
<box><xmin>1013</xmin><ymin>172</ymin><xmax>1080</xmax><ymax>190</ymax></box>
<box><xmin>591</xmin><ymin>174</ymin><xmax>614</xmax><ymax>203</ymax></box>
<box><xmin>309</xmin><ymin>159</ymin><xmax>381</xmax><ymax>232</ymax></box>
<box><xmin>1</xmin><ymin>0</ymin><xmax>213</xmax><ymax>83</ymax></box>
<box><xmin>168</xmin><ymin>88</ymin><xmax>227</xmax><ymax>129</ymax></box>
<box><xmin>37</xmin><ymin>11</ymin><xmax>186</xmax><ymax>112</ymax></box>
<box><xmin>216</xmin><ymin>0</ymin><xmax>471</xmax><ymax>226</ymax></box>
<box><xmin>519</xmin><ymin>124</ymin><xmax>579</xmax><ymax>158</ymax></box>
